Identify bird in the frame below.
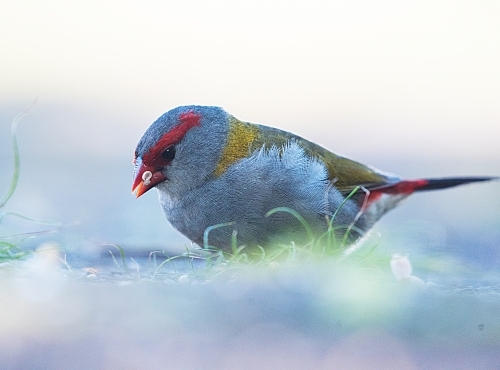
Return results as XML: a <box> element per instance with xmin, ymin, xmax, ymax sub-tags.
<box><xmin>132</xmin><ymin>105</ymin><xmax>497</xmax><ymax>251</ymax></box>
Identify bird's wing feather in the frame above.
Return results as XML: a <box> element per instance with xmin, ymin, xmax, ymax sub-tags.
<box><xmin>249</xmin><ymin>123</ymin><xmax>394</xmax><ymax>194</ymax></box>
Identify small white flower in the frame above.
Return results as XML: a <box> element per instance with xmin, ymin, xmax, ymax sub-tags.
<box><xmin>390</xmin><ymin>253</ymin><xmax>412</xmax><ymax>280</ymax></box>
<box><xmin>390</xmin><ymin>253</ymin><xmax>427</xmax><ymax>290</ymax></box>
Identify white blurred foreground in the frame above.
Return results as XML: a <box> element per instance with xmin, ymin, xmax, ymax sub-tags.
<box><xmin>1</xmin><ymin>242</ymin><xmax>499</xmax><ymax>370</ymax></box>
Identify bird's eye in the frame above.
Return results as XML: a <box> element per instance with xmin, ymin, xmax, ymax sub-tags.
<box><xmin>161</xmin><ymin>146</ymin><xmax>176</xmax><ymax>161</ymax></box>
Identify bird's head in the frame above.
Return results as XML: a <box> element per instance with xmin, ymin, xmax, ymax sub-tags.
<box><xmin>132</xmin><ymin>105</ymin><xmax>229</xmax><ymax>197</ymax></box>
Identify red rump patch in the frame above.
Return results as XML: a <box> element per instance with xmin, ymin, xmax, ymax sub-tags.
<box><xmin>383</xmin><ymin>179</ymin><xmax>429</xmax><ymax>195</ymax></box>
<box><xmin>143</xmin><ymin>110</ymin><xmax>201</xmax><ymax>164</ymax></box>
<box><xmin>366</xmin><ymin>179</ymin><xmax>430</xmax><ymax>204</ymax></box>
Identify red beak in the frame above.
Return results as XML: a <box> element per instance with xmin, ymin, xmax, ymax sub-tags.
<box><xmin>132</xmin><ymin>161</ymin><xmax>167</xmax><ymax>198</ymax></box>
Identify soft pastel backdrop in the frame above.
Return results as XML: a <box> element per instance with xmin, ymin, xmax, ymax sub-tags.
<box><xmin>2</xmin><ymin>3</ymin><xmax>500</xmax><ymax>368</ymax></box>
<box><xmin>1</xmin><ymin>0</ymin><xmax>499</xmax><ymax>260</ymax></box>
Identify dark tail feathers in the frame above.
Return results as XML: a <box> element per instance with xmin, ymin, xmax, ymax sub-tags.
<box><xmin>367</xmin><ymin>176</ymin><xmax>498</xmax><ymax>197</ymax></box>
<box><xmin>415</xmin><ymin>176</ymin><xmax>498</xmax><ymax>192</ymax></box>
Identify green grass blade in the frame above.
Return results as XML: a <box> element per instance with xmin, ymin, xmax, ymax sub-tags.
<box><xmin>0</xmin><ymin>99</ymin><xmax>37</xmax><ymax>209</ymax></box>
<box><xmin>328</xmin><ymin>186</ymin><xmax>361</xmax><ymax>229</ymax></box>
<box><xmin>203</xmin><ymin>222</ymin><xmax>235</xmax><ymax>249</ymax></box>
<box><xmin>0</xmin><ymin>211</ymin><xmax>62</xmax><ymax>226</ymax></box>
<box><xmin>265</xmin><ymin>207</ymin><xmax>314</xmax><ymax>241</ymax></box>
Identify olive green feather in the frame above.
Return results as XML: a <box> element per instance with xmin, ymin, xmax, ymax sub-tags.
<box><xmin>214</xmin><ymin>116</ymin><xmax>389</xmax><ymax>194</ymax></box>
<box><xmin>251</xmin><ymin>124</ymin><xmax>388</xmax><ymax>193</ymax></box>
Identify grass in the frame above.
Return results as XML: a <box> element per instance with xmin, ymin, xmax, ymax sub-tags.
<box><xmin>0</xmin><ymin>105</ymin><xmax>35</xmax><ymax>262</ymax></box>
<box><xmin>126</xmin><ymin>216</ymin><xmax>393</xmax><ymax>286</ymax></box>
<box><xmin>0</xmin><ymin>103</ymin><xmax>71</xmax><ymax>267</ymax></box>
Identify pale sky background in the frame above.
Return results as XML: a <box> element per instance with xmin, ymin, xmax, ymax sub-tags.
<box><xmin>1</xmin><ymin>0</ymin><xmax>499</xmax><ymax>256</ymax></box>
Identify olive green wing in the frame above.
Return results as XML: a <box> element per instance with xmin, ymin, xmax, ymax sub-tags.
<box><xmin>250</xmin><ymin>123</ymin><xmax>393</xmax><ymax>194</ymax></box>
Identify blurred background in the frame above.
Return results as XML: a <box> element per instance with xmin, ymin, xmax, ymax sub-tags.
<box><xmin>1</xmin><ymin>0</ymin><xmax>499</xmax><ymax>262</ymax></box>
<box><xmin>1</xmin><ymin>2</ymin><xmax>500</xmax><ymax>368</ymax></box>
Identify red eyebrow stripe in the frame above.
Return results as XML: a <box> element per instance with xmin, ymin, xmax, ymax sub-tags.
<box><xmin>143</xmin><ymin>111</ymin><xmax>201</xmax><ymax>163</ymax></box>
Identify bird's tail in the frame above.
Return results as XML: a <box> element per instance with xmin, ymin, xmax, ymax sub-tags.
<box><xmin>413</xmin><ymin>177</ymin><xmax>498</xmax><ymax>192</ymax></box>
<box><xmin>369</xmin><ymin>176</ymin><xmax>498</xmax><ymax>196</ymax></box>
<box><xmin>353</xmin><ymin>176</ymin><xmax>497</xmax><ymax>229</ymax></box>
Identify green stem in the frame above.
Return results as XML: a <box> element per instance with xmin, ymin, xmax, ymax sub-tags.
<box><xmin>0</xmin><ymin>99</ymin><xmax>37</xmax><ymax>209</ymax></box>
<box><xmin>265</xmin><ymin>207</ymin><xmax>314</xmax><ymax>241</ymax></box>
